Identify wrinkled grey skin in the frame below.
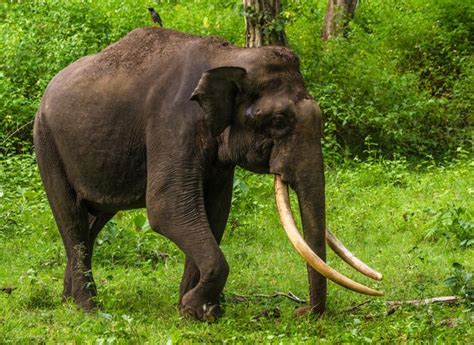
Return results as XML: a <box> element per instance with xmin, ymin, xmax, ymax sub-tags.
<box><xmin>34</xmin><ymin>27</ymin><xmax>326</xmax><ymax>320</ymax></box>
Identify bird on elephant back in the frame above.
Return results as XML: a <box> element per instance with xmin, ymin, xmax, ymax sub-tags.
<box><xmin>34</xmin><ymin>26</ymin><xmax>383</xmax><ymax>321</ymax></box>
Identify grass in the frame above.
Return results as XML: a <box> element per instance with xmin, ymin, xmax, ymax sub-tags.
<box><xmin>0</xmin><ymin>154</ymin><xmax>473</xmax><ymax>343</ymax></box>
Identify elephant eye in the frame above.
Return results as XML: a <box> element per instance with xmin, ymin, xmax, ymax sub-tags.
<box><xmin>271</xmin><ymin>114</ymin><xmax>287</xmax><ymax>130</ymax></box>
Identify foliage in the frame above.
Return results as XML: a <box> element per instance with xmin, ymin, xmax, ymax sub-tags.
<box><xmin>424</xmin><ymin>205</ymin><xmax>474</xmax><ymax>249</ymax></box>
<box><xmin>0</xmin><ymin>154</ymin><xmax>47</xmax><ymax>237</ymax></box>
<box><xmin>0</xmin><ymin>0</ymin><xmax>243</xmax><ymax>154</ymax></box>
<box><xmin>1</xmin><ymin>155</ymin><xmax>473</xmax><ymax>342</ymax></box>
<box><xmin>288</xmin><ymin>0</ymin><xmax>473</xmax><ymax>159</ymax></box>
<box><xmin>444</xmin><ymin>263</ymin><xmax>473</xmax><ymax>305</ymax></box>
<box><xmin>0</xmin><ymin>0</ymin><xmax>472</xmax><ymax>159</ymax></box>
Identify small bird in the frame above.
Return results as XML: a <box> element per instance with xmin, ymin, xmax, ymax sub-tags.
<box><xmin>148</xmin><ymin>7</ymin><xmax>163</xmax><ymax>27</ymax></box>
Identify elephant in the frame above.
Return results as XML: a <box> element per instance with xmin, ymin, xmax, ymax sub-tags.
<box><xmin>34</xmin><ymin>27</ymin><xmax>383</xmax><ymax>321</ymax></box>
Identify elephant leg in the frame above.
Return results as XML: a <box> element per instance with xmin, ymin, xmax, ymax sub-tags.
<box><xmin>63</xmin><ymin>212</ymin><xmax>115</xmax><ymax>300</ymax></box>
<box><xmin>46</xmin><ymin>188</ymin><xmax>96</xmax><ymax>309</ymax></box>
<box><xmin>178</xmin><ymin>167</ymin><xmax>234</xmax><ymax>306</ymax></box>
<box><xmin>178</xmin><ymin>237</ymin><xmax>229</xmax><ymax>320</ymax></box>
<box><xmin>147</xmin><ymin>179</ymin><xmax>234</xmax><ymax>320</ymax></box>
<box><xmin>178</xmin><ymin>258</ymin><xmax>200</xmax><ymax>305</ymax></box>
<box><xmin>57</xmin><ymin>207</ymin><xmax>97</xmax><ymax>310</ymax></box>
<box><xmin>35</xmin><ymin>122</ymin><xmax>98</xmax><ymax>310</ymax></box>
<box><xmin>151</xmin><ymin>217</ymin><xmax>228</xmax><ymax>320</ymax></box>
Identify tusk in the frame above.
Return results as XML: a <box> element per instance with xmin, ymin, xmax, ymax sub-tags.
<box><xmin>326</xmin><ymin>228</ymin><xmax>383</xmax><ymax>281</ymax></box>
<box><xmin>274</xmin><ymin>176</ymin><xmax>383</xmax><ymax>296</ymax></box>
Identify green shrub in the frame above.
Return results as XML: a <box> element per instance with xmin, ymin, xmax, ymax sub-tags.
<box><xmin>444</xmin><ymin>263</ymin><xmax>474</xmax><ymax>304</ymax></box>
<box><xmin>298</xmin><ymin>0</ymin><xmax>473</xmax><ymax>160</ymax></box>
<box><xmin>0</xmin><ymin>0</ymin><xmax>242</xmax><ymax>153</ymax></box>
<box><xmin>424</xmin><ymin>205</ymin><xmax>474</xmax><ymax>249</ymax></box>
<box><xmin>0</xmin><ymin>154</ymin><xmax>48</xmax><ymax>237</ymax></box>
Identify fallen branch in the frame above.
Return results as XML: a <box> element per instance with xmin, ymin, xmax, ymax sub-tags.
<box><xmin>229</xmin><ymin>293</ymin><xmax>461</xmax><ymax>316</ymax></box>
<box><xmin>386</xmin><ymin>296</ymin><xmax>460</xmax><ymax>307</ymax></box>
<box><xmin>344</xmin><ymin>296</ymin><xmax>462</xmax><ymax>314</ymax></box>
<box><xmin>386</xmin><ymin>296</ymin><xmax>461</xmax><ymax>314</ymax></box>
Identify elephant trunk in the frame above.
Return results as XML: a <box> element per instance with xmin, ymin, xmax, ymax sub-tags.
<box><xmin>294</xmin><ymin>155</ymin><xmax>327</xmax><ymax>313</ymax></box>
<box><xmin>274</xmin><ymin>154</ymin><xmax>383</xmax><ymax>313</ymax></box>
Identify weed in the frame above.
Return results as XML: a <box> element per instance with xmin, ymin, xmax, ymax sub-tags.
<box><xmin>424</xmin><ymin>205</ymin><xmax>474</xmax><ymax>248</ymax></box>
<box><xmin>444</xmin><ymin>263</ymin><xmax>473</xmax><ymax>306</ymax></box>
<box><xmin>17</xmin><ymin>268</ymin><xmax>59</xmax><ymax>309</ymax></box>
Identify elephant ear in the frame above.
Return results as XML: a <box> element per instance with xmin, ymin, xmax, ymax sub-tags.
<box><xmin>190</xmin><ymin>66</ymin><xmax>246</xmax><ymax>137</ymax></box>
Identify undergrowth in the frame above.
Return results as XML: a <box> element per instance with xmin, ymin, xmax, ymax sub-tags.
<box><xmin>0</xmin><ymin>155</ymin><xmax>472</xmax><ymax>342</ymax></box>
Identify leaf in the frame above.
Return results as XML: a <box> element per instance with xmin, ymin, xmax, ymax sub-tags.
<box><xmin>133</xmin><ymin>214</ymin><xmax>147</xmax><ymax>230</ymax></box>
<box><xmin>444</xmin><ymin>276</ymin><xmax>457</xmax><ymax>287</ymax></box>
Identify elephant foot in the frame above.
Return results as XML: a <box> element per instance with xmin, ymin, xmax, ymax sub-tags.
<box><xmin>180</xmin><ymin>302</ymin><xmax>222</xmax><ymax>322</ymax></box>
<box><xmin>294</xmin><ymin>305</ymin><xmax>325</xmax><ymax>317</ymax></box>
<box><xmin>62</xmin><ymin>291</ymin><xmax>98</xmax><ymax>311</ymax></box>
<box><xmin>62</xmin><ymin>283</ymin><xmax>98</xmax><ymax>311</ymax></box>
<box><xmin>76</xmin><ymin>296</ymin><xmax>98</xmax><ymax>312</ymax></box>
<box><xmin>180</xmin><ymin>291</ymin><xmax>222</xmax><ymax>322</ymax></box>
<box><xmin>63</xmin><ymin>265</ymin><xmax>98</xmax><ymax>311</ymax></box>
<box><xmin>74</xmin><ymin>285</ymin><xmax>98</xmax><ymax>311</ymax></box>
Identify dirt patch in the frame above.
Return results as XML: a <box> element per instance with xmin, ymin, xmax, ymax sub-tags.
<box><xmin>1</xmin><ymin>287</ymin><xmax>17</xmax><ymax>294</ymax></box>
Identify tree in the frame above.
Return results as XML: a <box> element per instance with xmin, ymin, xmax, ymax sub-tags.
<box><xmin>321</xmin><ymin>0</ymin><xmax>358</xmax><ymax>40</ymax></box>
<box><xmin>243</xmin><ymin>0</ymin><xmax>288</xmax><ymax>48</ymax></box>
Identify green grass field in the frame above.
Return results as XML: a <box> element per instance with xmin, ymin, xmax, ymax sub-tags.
<box><xmin>0</xmin><ymin>155</ymin><xmax>472</xmax><ymax>343</ymax></box>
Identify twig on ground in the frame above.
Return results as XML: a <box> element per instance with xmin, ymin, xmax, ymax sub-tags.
<box><xmin>385</xmin><ymin>296</ymin><xmax>461</xmax><ymax>314</ymax></box>
<box><xmin>228</xmin><ymin>291</ymin><xmax>307</xmax><ymax>304</ymax></box>
<box><xmin>255</xmin><ymin>291</ymin><xmax>307</xmax><ymax>304</ymax></box>
<box><xmin>344</xmin><ymin>296</ymin><xmax>462</xmax><ymax>315</ymax></box>
<box><xmin>286</xmin><ymin>291</ymin><xmax>307</xmax><ymax>304</ymax></box>
<box><xmin>342</xmin><ymin>299</ymin><xmax>372</xmax><ymax>313</ymax></box>
<box><xmin>230</xmin><ymin>293</ymin><xmax>461</xmax><ymax>317</ymax></box>
<box><xmin>386</xmin><ymin>296</ymin><xmax>460</xmax><ymax>307</ymax></box>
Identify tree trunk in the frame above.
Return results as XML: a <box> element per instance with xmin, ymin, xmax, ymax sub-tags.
<box><xmin>321</xmin><ymin>0</ymin><xmax>358</xmax><ymax>40</ymax></box>
<box><xmin>243</xmin><ymin>0</ymin><xmax>288</xmax><ymax>48</ymax></box>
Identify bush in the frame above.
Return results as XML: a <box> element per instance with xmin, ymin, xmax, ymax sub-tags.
<box><xmin>291</xmin><ymin>0</ymin><xmax>473</xmax><ymax>159</ymax></box>
<box><xmin>444</xmin><ymin>263</ymin><xmax>474</xmax><ymax>305</ymax></box>
<box><xmin>0</xmin><ymin>0</ymin><xmax>242</xmax><ymax>154</ymax></box>
<box><xmin>424</xmin><ymin>205</ymin><xmax>474</xmax><ymax>249</ymax></box>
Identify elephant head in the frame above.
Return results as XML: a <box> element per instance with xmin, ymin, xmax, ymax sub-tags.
<box><xmin>191</xmin><ymin>46</ymin><xmax>383</xmax><ymax>313</ymax></box>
